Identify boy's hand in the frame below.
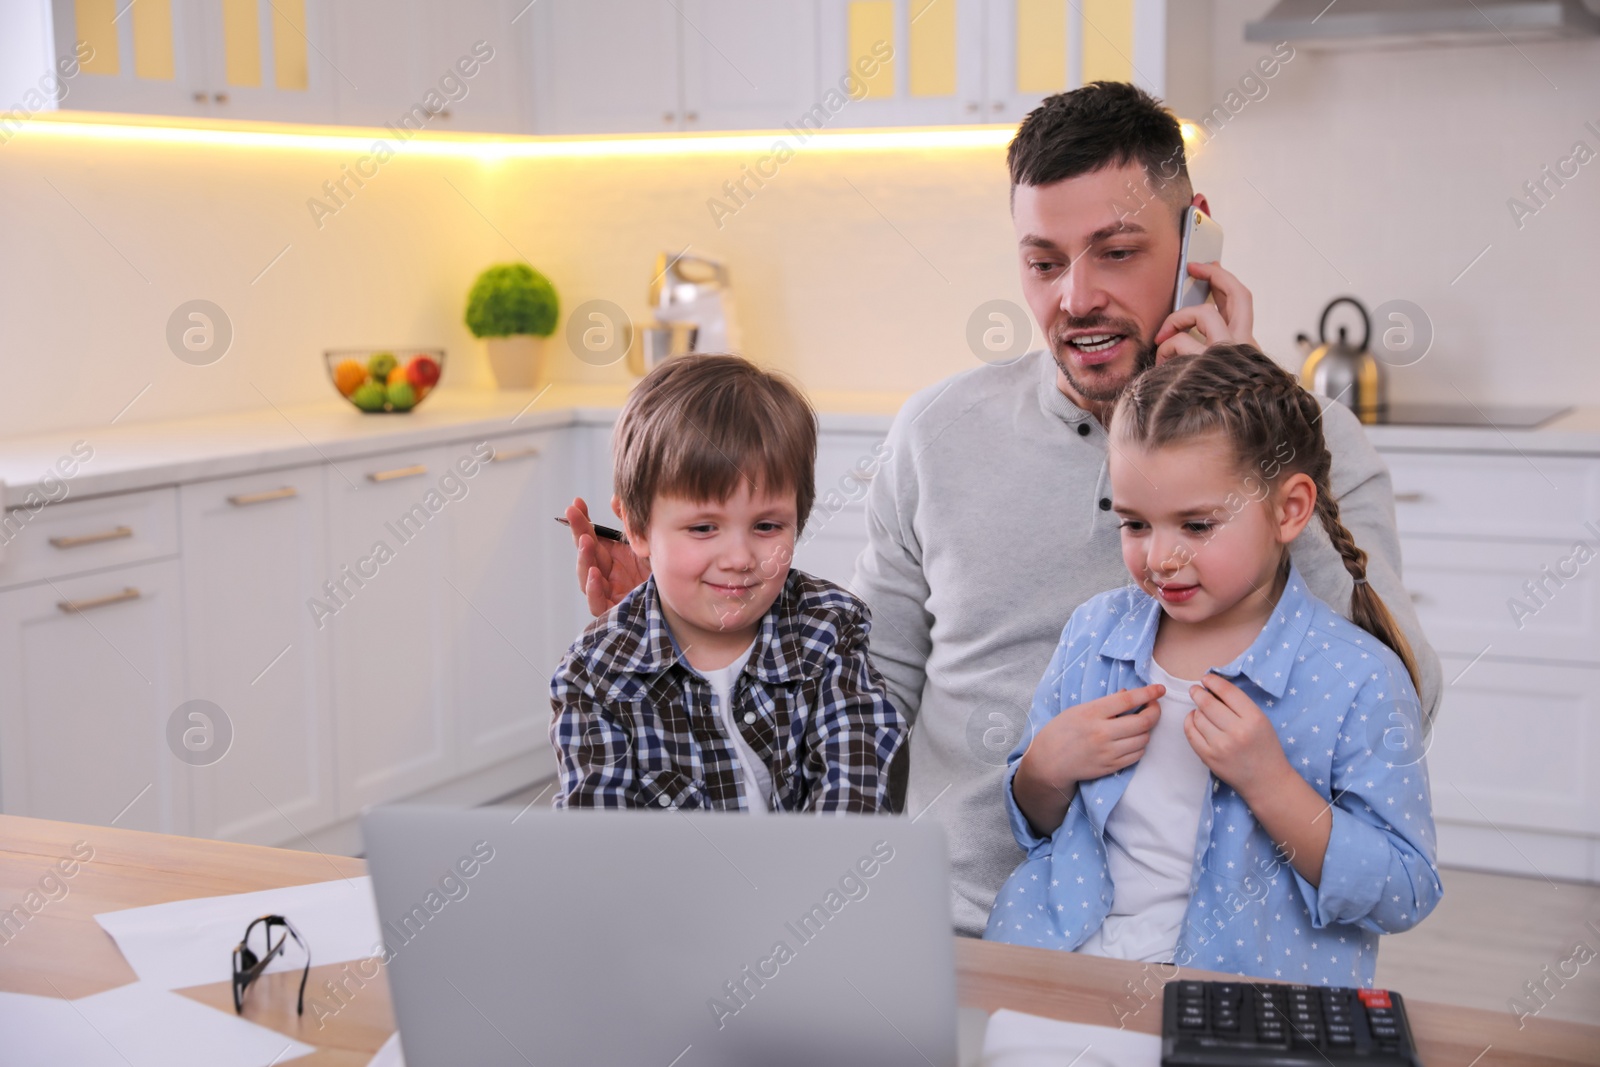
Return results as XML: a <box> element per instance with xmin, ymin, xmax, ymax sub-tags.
<box><xmin>566</xmin><ymin>497</ymin><xmax>650</xmax><ymax>617</ymax></box>
<box><xmin>1013</xmin><ymin>684</ymin><xmax>1164</xmax><ymax>836</ymax></box>
<box><xmin>1183</xmin><ymin>673</ymin><xmax>1290</xmax><ymax>799</ymax></box>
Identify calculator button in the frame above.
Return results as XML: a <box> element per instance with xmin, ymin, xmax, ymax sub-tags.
<box><xmin>1358</xmin><ymin>989</ymin><xmax>1393</xmax><ymax>1009</ymax></box>
<box><xmin>1178</xmin><ymin>1013</ymin><xmax>1207</xmax><ymax>1030</ymax></box>
<box><xmin>1328</xmin><ymin>1032</ymin><xmax>1355</xmax><ymax>1047</ymax></box>
<box><xmin>1213</xmin><ymin>1015</ymin><xmax>1240</xmax><ymax>1031</ymax></box>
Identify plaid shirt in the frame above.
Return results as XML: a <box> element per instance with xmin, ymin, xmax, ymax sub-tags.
<box><xmin>550</xmin><ymin>569</ymin><xmax>904</xmax><ymax>812</ymax></box>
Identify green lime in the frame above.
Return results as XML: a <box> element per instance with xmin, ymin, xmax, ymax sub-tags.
<box><xmin>350</xmin><ymin>380</ymin><xmax>387</xmax><ymax>412</ymax></box>
<box><xmin>367</xmin><ymin>351</ymin><xmax>399</xmax><ymax>381</ymax></box>
<box><xmin>387</xmin><ymin>381</ymin><xmax>417</xmax><ymax>411</ymax></box>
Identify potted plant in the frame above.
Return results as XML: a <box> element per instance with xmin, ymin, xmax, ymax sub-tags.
<box><xmin>465</xmin><ymin>262</ymin><xmax>560</xmax><ymax>388</ymax></box>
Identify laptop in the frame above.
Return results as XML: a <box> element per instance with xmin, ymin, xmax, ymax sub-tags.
<box><xmin>361</xmin><ymin>805</ymin><xmax>960</xmax><ymax>1067</ymax></box>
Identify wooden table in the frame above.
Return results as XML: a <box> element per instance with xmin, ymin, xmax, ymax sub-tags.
<box><xmin>2</xmin><ymin>814</ymin><xmax>1596</xmax><ymax>1066</ymax></box>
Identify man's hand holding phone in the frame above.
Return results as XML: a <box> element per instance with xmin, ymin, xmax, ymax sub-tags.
<box><xmin>1154</xmin><ymin>260</ymin><xmax>1259</xmax><ymax>361</ymax></box>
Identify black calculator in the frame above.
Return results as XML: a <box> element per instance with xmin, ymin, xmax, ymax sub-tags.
<box><xmin>1161</xmin><ymin>980</ymin><xmax>1424</xmax><ymax>1066</ymax></box>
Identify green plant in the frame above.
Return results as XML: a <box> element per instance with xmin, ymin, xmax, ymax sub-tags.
<box><xmin>464</xmin><ymin>263</ymin><xmax>559</xmax><ymax>338</ymax></box>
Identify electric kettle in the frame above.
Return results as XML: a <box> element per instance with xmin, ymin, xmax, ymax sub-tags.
<box><xmin>1297</xmin><ymin>296</ymin><xmax>1385</xmax><ymax>425</ymax></box>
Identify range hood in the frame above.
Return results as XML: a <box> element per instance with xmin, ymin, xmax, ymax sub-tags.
<box><xmin>1245</xmin><ymin>0</ymin><xmax>1600</xmax><ymax>49</ymax></box>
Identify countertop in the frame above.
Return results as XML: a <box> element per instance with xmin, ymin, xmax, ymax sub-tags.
<box><xmin>2</xmin><ymin>385</ymin><xmax>1598</xmax><ymax>504</ymax></box>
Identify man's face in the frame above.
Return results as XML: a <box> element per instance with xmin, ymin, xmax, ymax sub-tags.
<box><xmin>1013</xmin><ymin>162</ymin><xmax>1186</xmax><ymax>408</ymax></box>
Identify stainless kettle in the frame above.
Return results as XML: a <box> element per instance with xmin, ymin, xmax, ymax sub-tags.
<box><xmin>1297</xmin><ymin>296</ymin><xmax>1385</xmax><ymax>425</ymax></box>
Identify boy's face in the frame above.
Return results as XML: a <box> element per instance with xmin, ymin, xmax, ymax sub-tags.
<box><xmin>628</xmin><ymin>482</ymin><xmax>799</xmax><ymax>660</ymax></box>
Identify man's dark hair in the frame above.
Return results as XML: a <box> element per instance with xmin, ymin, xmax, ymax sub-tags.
<box><xmin>1007</xmin><ymin>81</ymin><xmax>1191</xmax><ymax>214</ymax></box>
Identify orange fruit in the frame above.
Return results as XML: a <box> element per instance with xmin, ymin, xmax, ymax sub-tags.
<box><xmin>387</xmin><ymin>366</ymin><xmax>409</xmax><ymax>387</ymax></box>
<box><xmin>333</xmin><ymin>359</ymin><xmax>367</xmax><ymax>397</ymax></box>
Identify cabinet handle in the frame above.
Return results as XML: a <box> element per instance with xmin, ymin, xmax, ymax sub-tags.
<box><xmin>489</xmin><ymin>445</ymin><xmax>540</xmax><ymax>463</ymax></box>
<box><xmin>684</xmin><ymin>111</ymin><xmax>699</xmax><ymax>122</ymax></box>
<box><xmin>50</xmin><ymin>525</ymin><xmax>133</xmax><ymax>549</ymax></box>
<box><xmin>228</xmin><ymin>486</ymin><xmax>299</xmax><ymax>506</ymax></box>
<box><xmin>965</xmin><ymin>101</ymin><xmax>980</xmax><ymax>113</ymax></box>
<box><xmin>213</xmin><ymin>91</ymin><xmax>228</xmax><ymax>104</ymax></box>
<box><xmin>58</xmin><ymin>587</ymin><xmax>141</xmax><ymax>614</ymax></box>
<box><xmin>990</xmin><ymin>101</ymin><xmax>1004</xmax><ymax>112</ymax></box>
<box><xmin>367</xmin><ymin>464</ymin><xmax>428</xmax><ymax>483</ymax></box>
<box><xmin>1394</xmin><ymin>491</ymin><xmax>1426</xmax><ymax>503</ymax></box>
<box><xmin>663</xmin><ymin>111</ymin><xmax>675</xmax><ymax>124</ymax></box>
<box><xmin>192</xmin><ymin>91</ymin><xmax>207</xmax><ymax>103</ymax></box>
<box><xmin>1408</xmin><ymin>590</ymin><xmax>1426</xmax><ymax>604</ymax></box>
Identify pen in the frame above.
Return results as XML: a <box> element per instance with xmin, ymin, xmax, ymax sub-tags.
<box><xmin>554</xmin><ymin>516</ymin><xmax>629</xmax><ymax>544</ymax></box>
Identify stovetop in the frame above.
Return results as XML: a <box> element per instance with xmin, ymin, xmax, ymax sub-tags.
<box><xmin>1374</xmin><ymin>402</ymin><xmax>1571</xmax><ymax>429</ymax></box>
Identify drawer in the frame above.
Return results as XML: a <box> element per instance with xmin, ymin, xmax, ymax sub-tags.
<box><xmin>1381</xmin><ymin>450</ymin><xmax>1600</xmax><ymax>541</ymax></box>
<box><xmin>0</xmin><ymin>487</ymin><xmax>179</xmax><ymax>590</ymax></box>
<box><xmin>1401</xmin><ymin>536</ymin><xmax>1600</xmax><ymax>664</ymax></box>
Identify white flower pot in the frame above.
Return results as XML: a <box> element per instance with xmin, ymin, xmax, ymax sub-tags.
<box><xmin>484</xmin><ymin>335</ymin><xmax>543</xmax><ymax>389</ymax></box>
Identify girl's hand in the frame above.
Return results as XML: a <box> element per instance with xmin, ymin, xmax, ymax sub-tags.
<box><xmin>1183</xmin><ymin>672</ymin><xmax>1291</xmax><ymax>799</ymax></box>
<box><xmin>1013</xmin><ymin>684</ymin><xmax>1164</xmax><ymax>837</ymax></box>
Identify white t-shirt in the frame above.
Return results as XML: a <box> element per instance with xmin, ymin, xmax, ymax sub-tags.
<box><xmin>1076</xmin><ymin>657</ymin><xmax>1212</xmax><ymax>963</ymax></box>
<box><xmin>699</xmin><ymin>639</ymin><xmax>772</xmax><ymax>814</ymax></box>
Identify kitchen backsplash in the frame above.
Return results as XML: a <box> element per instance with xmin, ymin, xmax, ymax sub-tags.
<box><xmin>0</xmin><ymin>0</ymin><xmax>1594</xmax><ymax>439</ymax></box>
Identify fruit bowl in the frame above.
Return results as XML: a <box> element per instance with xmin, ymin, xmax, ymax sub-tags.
<box><xmin>325</xmin><ymin>349</ymin><xmax>445</xmax><ymax>413</ymax></box>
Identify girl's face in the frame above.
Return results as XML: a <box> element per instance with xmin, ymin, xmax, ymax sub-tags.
<box><xmin>1108</xmin><ymin>429</ymin><xmax>1314</xmax><ymax>627</ymax></box>
<box><xmin>626</xmin><ymin>482</ymin><xmax>798</xmax><ymax>659</ymax></box>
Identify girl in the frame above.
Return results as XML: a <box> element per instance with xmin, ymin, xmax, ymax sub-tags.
<box><xmin>984</xmin><ymin>343</ymin><xmax>1441</xmax><ymax>988</ymax></box>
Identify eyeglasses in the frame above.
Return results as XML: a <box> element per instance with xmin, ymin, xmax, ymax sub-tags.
<box><xmin>231</xmin><ymin>914</ymin><xmax>311</xmax><ymax>1016</ymax></box>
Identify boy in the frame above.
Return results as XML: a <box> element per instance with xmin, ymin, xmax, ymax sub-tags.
<box><xmin>550</xmin><ymin>354</ymin><xmax>904</xmax><ymax>812</ymax></box>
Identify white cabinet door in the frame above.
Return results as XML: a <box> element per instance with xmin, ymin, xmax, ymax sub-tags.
<box><xmin>527</xmin><ymin>0</ymin><xmax>680</xmax><ymax>134</ymax></box>
<box><xmin>325</xmin><ymin>444</ymin><xmax>459</xmax><ymax>814</ymax></box>
<box><xmin>818</xmin><ymin>0</ymin><xmax>983</xmax><ymax>127</ymax></box>
<box><xmin>446</xmin><ymin>432</ymin><xmax>570</xmax><ymax>777</ymax></box>
<box><xmin>0</xmin><ymin>559</ymin><xmax>188</xmax><ymax>834</ymax></box>
<box><xmin>334</xmin><ymin>0</ymin><xmax>524</xmax><ymax>133</ymax></box>
<box><xmin>192</xmin><ymin>0</ymin><xmax>339</xmax><ymax>122</ymax></box>
<box><xmin>679</xmin><ymin>0</ymin><xmax>819</xmax><ymax>131</ymax></box>
<box><xmin>1428</xmin><ymin>656</ymin><xmax>1600</xmax><ymax>840</ymax></box>
<box><xmin>179</xmin><ymin>466</ymin><xmax>337</xmax><ymax>846</ymax></box>
<box><xmin>49</xmin><ymin>0</ymin><xmax>209</xmax><ymax>117</ymax></box>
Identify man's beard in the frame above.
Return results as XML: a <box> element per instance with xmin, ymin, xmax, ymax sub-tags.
<box><xmin>1048</xmin><ymin>315</ymin><xmax>1157</xmax><ymax>403</ymax></box>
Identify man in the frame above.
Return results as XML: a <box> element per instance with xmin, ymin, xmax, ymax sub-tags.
<box><xmin>566</xmin><ymin>82</ymin><xmax>1441</xmax><ymax>938</ymax></box>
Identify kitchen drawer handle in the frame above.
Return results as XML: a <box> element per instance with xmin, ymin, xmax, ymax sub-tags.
<box><xmin>58</xmin><ymin>587</ymin><xmax>141</xmax><ymax>613</ymax></box>
<box><xmin>228</xmin><ymin>486</ymin><xmax>299</xmax><ymax>506</ymax></box>
<box><xmin>489</xmin><ymin>445</ymin><xmax>540</xmax><ymax>463</ymax></box>
<box><xmin>1394</xmin><ymin>491</ymin><xmax>1426</xmax><ymax>504</ymax></box>
<box><xmin>1408</xmin><ymin>590</ymin><xmax>1426</xmax><ymax>604</ymax></box>
<box><xmin>49</xmin><ymin>525</ymin><xmax>133</xmax><ymax>549</ymax></box>
<box><xmin>367</xmin><ymin>464</ymin><xmax>428</xmax><ymax>483</ymax></box>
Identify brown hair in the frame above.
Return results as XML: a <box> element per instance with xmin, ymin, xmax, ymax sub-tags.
<box><xmin>613</xmin><ymin>354</ymin><xmax>817</xmax><ymax>539</ymax></box>
<box><xmin>1110</xmin><ymin>343</ymin><xmax>1421</xmax><ymax>693</ymax></box>
<box><xmin>1008</xmin><ymin>80</ymin><xmax>1191</xmax><ymax>217</ymax></box>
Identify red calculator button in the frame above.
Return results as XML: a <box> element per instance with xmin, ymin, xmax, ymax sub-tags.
<box><xmin>1358</xmin><ymin>989</ymin><xmax>1392</xmax><ymax>1009</ymax></box>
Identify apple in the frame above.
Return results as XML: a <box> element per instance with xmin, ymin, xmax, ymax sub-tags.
<box><xmin>406</xmin><ymin>354</ymin><xmax>441</xmax><ymax>391</ymax></box>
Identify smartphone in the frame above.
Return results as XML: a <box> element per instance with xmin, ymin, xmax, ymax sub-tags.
<box><xmin>1173</xmin><ymin>206</ymin><xmax>1224</xmax><ymax>314</ymax></box>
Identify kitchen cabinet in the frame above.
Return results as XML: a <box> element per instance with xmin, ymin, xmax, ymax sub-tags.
<box><xmin>332</xmin><ymin>0</ymin><xmax>525</xmax><ymax>133</ymax></box>
<box><xmin>527</xmin><ymin>0</ymin><xmax>820</xmax><ymax>134</ymax></box>
<box><xmin>179</xmin><ymin>465</ymin><xmax>337</xmax><ymax>846</ymax></box>
<box><xmin>446</xmin><ymin>430</ymin><xmax>571</xmax><ymax>778</ymax></box>
<box><xmin>0</xmin><ymin>493</ymin><xmax>188</xmax><ymax>834</ymax></box>
<box><xmin>1380</xmin><ymin>446</ymin><xmax>1600</xmax><ymax>881</ymax></box>
<box><xmin>817</xmin><ymin>0</ymin><xmax>1175</xmax><ymax>129</ymax></box>
<box><xmin>324</xmin><ymin>443</ymin><xmax>461</xmax><ymax>815</ymax></box>
<box><xmin>49</xmin><ymin>0</ymin><xmax>338</xmax><ymax>123</ymax></box>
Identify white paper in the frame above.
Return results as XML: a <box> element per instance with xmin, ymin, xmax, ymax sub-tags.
<box><xmin>368</xmin><ymin>1029</ymin><xmax>406</xmax><ymax>1067</ymax></box>
<box><xmin>0</xmin><ymin>982</ymin><xmax>314</xmax><ymax>1067</ymax></box>
<box><xmin>980</xmin><ymin>1008</ymin><xmax>1162</xmax><ymax>1067</ymax></box>
<box><xmin>95</xmin><ymin>875</ymin><xmax>383</xmax><ymax>991</ymax></box>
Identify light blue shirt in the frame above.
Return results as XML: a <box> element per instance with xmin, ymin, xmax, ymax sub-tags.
<box><xmin>983</xmin><ymin>564</ymin><xmax>1443</xmax><ymax>987</ymax></box>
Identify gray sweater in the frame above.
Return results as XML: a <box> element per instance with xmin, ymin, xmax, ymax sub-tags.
<box><xmin>850</xmin><ymin>349</ymin><xmax>1442</xmax><ymax>937</ymax></box>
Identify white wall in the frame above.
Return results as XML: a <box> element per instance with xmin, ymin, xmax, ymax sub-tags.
<box><xmin>0</xmin><ymin>5</ymin><xmax>1595</xmax><ymax>439</ymax></box>
<box><xmin>1195</xmin><ymin>0</ymin><xmax>1600</xmax><ymax>406</ymax></box>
